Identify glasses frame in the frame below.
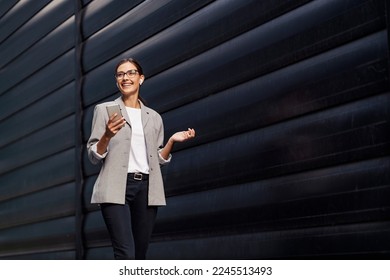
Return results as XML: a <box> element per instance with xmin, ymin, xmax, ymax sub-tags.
<box><xmin>115</xmin><ymin>69</ymin><xmax>139</xmax><ymax>79</ymax></box>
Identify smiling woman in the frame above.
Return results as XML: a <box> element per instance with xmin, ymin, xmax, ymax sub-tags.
<box><xmin>114</xmin><ymin>58</ymin><xmax>145</xmax><ymax>107</ymax></box>
<box><xmin>86</xmin><ymin>58</ymin><xmax>195</xmax><ymax>260</ymax></box>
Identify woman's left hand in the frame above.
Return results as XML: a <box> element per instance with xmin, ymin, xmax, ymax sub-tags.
<box><xmin>160</xmin><ymin>128</ymin><xmax>196</xmax><ymax>160</ymax></box>
<box><xmin>170</xmin><ymin>128</ymin><xmax>196</xmax><ymax>143</ymax></box>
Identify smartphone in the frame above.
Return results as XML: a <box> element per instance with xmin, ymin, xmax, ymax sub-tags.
<box><xmin>106</xmin><ymin>104</ymin><xmax>123</xmax><ymax>121</ymax></box>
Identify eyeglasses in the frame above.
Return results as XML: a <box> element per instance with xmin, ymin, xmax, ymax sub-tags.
<box><xmin>115</xmin><ymin>69</ymin><xmax>139</xmax><ymax>79</ymax></box>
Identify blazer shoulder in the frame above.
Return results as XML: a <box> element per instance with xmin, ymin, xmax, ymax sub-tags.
<box><xmin>142</xmin><ymin>104</ymin><xmax>161</xmax><ymax>117</ymax></box>
<box><xmin>95</xmin><ymin>101</ymin><xmax>117</xmax><ymax>109</ymax></box>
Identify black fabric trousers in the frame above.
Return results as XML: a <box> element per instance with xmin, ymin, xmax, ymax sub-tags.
<box><xmin>100</xmin><ymin>174</ymin><xmax>158</xmax><ymax>260</ymax></box>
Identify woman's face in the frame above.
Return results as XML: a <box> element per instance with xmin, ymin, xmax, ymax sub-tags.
<box><xmin>115</xmin><ymin>61</ymin><xmax>144</xmax><ymax>96</ymax></box>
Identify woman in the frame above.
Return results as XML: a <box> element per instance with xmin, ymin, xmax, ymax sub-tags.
<box><xmin>87</xmin><ymin>58</ymin><xmax>195</xmax><ymax>259</ymax></box>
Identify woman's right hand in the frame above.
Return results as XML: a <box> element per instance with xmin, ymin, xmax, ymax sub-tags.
<box><xmin>104</xmin><ymin>113</ymin><xmax>126</xmax><ymax>138</ymax></box>
<box><xmin>96</xmin><ymin>114</ymin><xmax>126</xmax><ymax>155</ymax></box>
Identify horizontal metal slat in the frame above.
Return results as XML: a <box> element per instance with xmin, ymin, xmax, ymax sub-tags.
<box><xmin>148</xmin><ymin>221</ymin><xmax>390</xmax><ymax>259</ymax></box>
<box><xmin>0</xmin><ymin>50</ymin><xmax>75</xmax><ymax>122</ymax></box>
<box><xmin>0</xmin><ymin>116</ymin><xmax>75</xmax><ymax>174</ymax></box>
<box><xmin>0</xmin><ymin>182</ymin><xmax>75</xmax><ymax>229</ymax></box>
<box><xmin>82</xmin><ymin>0</ymin><xmax>214</xmax><ymax>73</ymax></box>
<box><xmin>0</xmin><ymin>1</ymin><xmax>17</xmax><ymax>19</ymax></box>
<box><xmin>0</xmin><ymin>149</ymin><xmax>75</xmax><ymax>202</ymax></box>
<box><xmin>112</xmin><ymin>0</ymin><xmax>314</xmax><ymax>78</ymax></box>
<box><xmin>162</xmin><ymin>44</ymin><xmax>387</xmax><ymax>150</ymax></box>
<box><xmin>0</xmin><ymin>0</ymin><xmax>73</xmax><ymax>68</ymax></box>
<box><xmin>82</xmin><ymin>0</ymin><xmax>143</xmax><ymax>39</ymax></box>
<box><xmin>81</xmin><ymin>0</ymin><xmax>311</xmax><ymax>107</ymax></box>
<box><xmin>0</xmin><ymin>216</ymin><xmax>76</xmax><ymax>258</ymax></box>
<box><xmin>0</xmin><ymin>250</ymin><xmax>76</xmax><ymax>260</ymax></box>
<box><xmin>0</xmin><ymin>83</ymin><xmax>75</xmax><ymax>149</ymax></box>
<box><xmin>162</xmin><ymin>93</ymin><xmax>390</xmax><ymax>193</ymax></box>
<box><xmin>0</xmin><ymin>0</ymin><xmax>50</xmax><ymax>43</ymax></box>
<box><xmin>0</xmin><ymin>17</ymin><xmax>75</xmax><ymax>94</ymax></box>
<box><xmin>143</xmin><ymin>28</ymin><xmax>387</xmax><ymax>114</ymax></box>
<box><xmin>154</xmin><ymin>158</ymin><xmax>389</xmax><ymax>234</ymax></box>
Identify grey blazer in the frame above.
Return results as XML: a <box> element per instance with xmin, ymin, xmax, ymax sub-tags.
<box><xmin>87</xmin><ymin>97</ymin><xmax>170</xmax><ymax>206</ymax></box>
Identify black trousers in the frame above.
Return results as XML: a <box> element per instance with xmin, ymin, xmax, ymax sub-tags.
<box><xmin>100</xmin><ymin>174</ymin><xmax>157</xmax><ymax>260</ymax></box>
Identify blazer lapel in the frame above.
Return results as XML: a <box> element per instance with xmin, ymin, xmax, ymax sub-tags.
<box><xmin>140</xmin><ymin>101</ymin><xmax>150</xmax><ymax>130</ymax></box>
<box><xmin>115</xmin><ymin>97</ymin><xmax>150</xmax><ymax>130</ymax></box>
<box><xmin>115</xmin><ymin>97</ymin><xmax>131</xmax><ymax>126</ymax></box>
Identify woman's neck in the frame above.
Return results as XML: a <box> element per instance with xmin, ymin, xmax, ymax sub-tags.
<box><xmin>122</xmin><ymin>94</ymin><xmax>140</xmax><ymax>108</ymax></box>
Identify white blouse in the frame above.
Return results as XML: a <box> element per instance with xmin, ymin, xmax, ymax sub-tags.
<box><xmin>126</xmin><ymin>107</ymin><xmax>149</xmax><ymax>174</ymax></box>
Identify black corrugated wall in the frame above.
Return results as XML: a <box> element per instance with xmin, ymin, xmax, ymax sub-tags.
<box><xmin>0</xmin><ymin>0</ymin><xmax>389</xmax><ymax>260</ymax></box>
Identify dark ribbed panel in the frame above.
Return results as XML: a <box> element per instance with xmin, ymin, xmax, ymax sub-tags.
<box><xmin>0</xmin><ymin>0</ymin><xmax>388</xmax><ymax>259</ymax></box>
<box><xmin>0</xmin><ymin>0</ymin><xmax>76</xmax><ymax>259</ymax></box>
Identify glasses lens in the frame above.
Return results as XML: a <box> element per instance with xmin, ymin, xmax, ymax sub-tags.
<box><xmin>126</xmin><ymin>70</ymin><xmax>138</xmax><ymax>77</ymax></box>
<box><xmin>116</xmin><ymin>70</ymin><xmax>138</xmax><ymax>79</ymax></box>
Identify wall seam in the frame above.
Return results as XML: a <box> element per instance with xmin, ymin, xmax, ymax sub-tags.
<box><xmin>74</xmin><ymin>0</ymin><xmax>85</xmax><ymax>260</ymax></box>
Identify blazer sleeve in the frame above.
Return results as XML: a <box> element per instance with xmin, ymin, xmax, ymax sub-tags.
<box><xmin>156</xmin><ymin>113</ymin><xmax>172</xmax><ymax>165</ymax></box>
<box><xmin>87</xmin><ymin>104</ymin><xmax>107</xmax><ymax>165</ymax></box>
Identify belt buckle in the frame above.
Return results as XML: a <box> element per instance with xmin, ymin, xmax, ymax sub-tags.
<box><xmin>134</xmin><ymin>173</ymin><xmax>143</xmax><ymax>181</ymax></box>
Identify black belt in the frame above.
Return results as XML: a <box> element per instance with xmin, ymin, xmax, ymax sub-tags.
<box><xmin>128</xmin><ymin>172</ymin><xmax>149</xmax><ymax>181</ymax></box>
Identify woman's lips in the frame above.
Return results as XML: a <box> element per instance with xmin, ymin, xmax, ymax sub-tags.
<box><xmin>121</xmin><ymin>82</ymin><xmax>133</xmax><ymax>88</ymax></box>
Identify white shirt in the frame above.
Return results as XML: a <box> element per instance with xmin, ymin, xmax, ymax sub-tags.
<box><xmin>126</xmin><ymin>107</ymin><xmax>149</xmax><ymax>174</ymax></box>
